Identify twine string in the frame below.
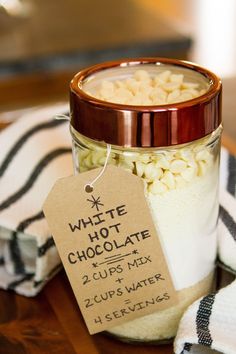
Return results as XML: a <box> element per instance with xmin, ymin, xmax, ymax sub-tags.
<box><xmin>85</xmin><ymin>144</ymin><xmax>112</xmax><ymax>192</ymax></box>
<box><xmin>54</xmin><ymin>114</ymin><xmax>70</xmax><ymax>121</ymax></box>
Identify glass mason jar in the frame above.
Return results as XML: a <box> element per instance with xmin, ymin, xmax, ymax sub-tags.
<box><xmin>69</xmin><ymin>58</ymin><xmax>222</xmax><ymax>344</ymax></box>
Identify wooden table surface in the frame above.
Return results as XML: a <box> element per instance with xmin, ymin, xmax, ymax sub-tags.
<box><xmin>0</xmin><ymin>270</ymin><xmax>175</xmax><ymax>354</ymax></box>
<box><xmin>0</xmin><ymin>73</ymin><xmax>236</xmax><ymax>354</ymax></box>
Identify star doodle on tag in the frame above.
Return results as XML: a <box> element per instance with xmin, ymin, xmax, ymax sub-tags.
<box><xmin>87</xmin><ymin>195</ymin><xmax>104</xmax><ymax>212</ymax></box>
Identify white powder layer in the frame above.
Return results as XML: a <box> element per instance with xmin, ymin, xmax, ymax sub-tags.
<box><xmin>107</xmin><ymin>167</ymin><xmax>218</xmax><ymax>341</ymax></box>
<box><xmin>148</xmin><ymin>166</ymin><xmax>218</xmax><ymax>290</ymax></box>
<box><xmin>108</xmin><ymin>272</ymin><xmax>214</xmax><ymax>341</ymax></box>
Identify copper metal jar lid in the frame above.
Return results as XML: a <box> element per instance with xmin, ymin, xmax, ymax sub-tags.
<box><xmin>70</xmin><ymin>58</ymin><xmax>222</xmax><ymax>147</ymax></box>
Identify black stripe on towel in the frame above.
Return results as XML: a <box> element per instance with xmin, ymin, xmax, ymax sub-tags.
<box><xmin>38</xmin><ymin>237</ymin><xmax>55</xmax><ymax>257</ymax></box>
<box><xmin>227</xmin><ymin>154</ymin><xmax>236</xmax><ymax>196</ymax></box>
<box><xmin>34</xmin><ymin>263</ymin><xmax>62</xmax><ymax>287</ymax></box>
<box><xmin>180</xmin><ymin>343</ymin><xmax>192</xmax><ymax>353</ymax></box>
<box><xmin>0</xmin><ymin>147</ymin><xmax>71</xmax><ymax>212</ymax></box>
<box><xmin>196</xmin><ymin>293</ymin><xmax>215</xmax><ymax>346</ymax></box>
<box><xmin>10</xmin><ymin>211</ymin><xmax>45</xmax><ymax>274</ymax></box>
<box><xmin>0</xmin><ymin>257</ymin><xmax>4</xmax><ymax>266</ymax></box>
<box><xmin>0</xmin><ymin>118</ymin><xmax>68</xmax><ymax>178</ymax></box>
<box><xmin>9</xmin><ymin>234</ymin><xmax>25</xmax><ymax>275</ymax></box>
<box><xmin>219</xmin><ymin>205</ymin><xmax>236</xmax><ymax>241</ymax></box>
<box><xmin>217</xmin><ymin>259</ymin><xmax>236</xmax><ymax>275</ymax></box>
<box><xmin>16</xmin><ymin>211</ymin><xmax>45</xmax><ymax>233</ymax></box>
<box><xmin>7</xmin><ymin>273</ymin><xmax>34</xmax><ymax>290</ymax></box>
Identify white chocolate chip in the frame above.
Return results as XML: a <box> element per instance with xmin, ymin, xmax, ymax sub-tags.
<box><xmin>154</xmin><ymin>70</ymin><xmax>171</xmax><ymax>85</ymax></box>
<box><xmin>138</xmin><ymin>154</ymin><xmax>150</xmax><ymax>164</ymax></box>
<box><xmin>149</xmin><ymin>87</ymin><xmax>168</xmax><ymax>102</ymax></box>
<box><xmin>156</xmin><ymin>155</ymin><xmax>170</xmax><ymax>169</ymax></box>
<box><xmin>170</xmin><ymin>74</ymin><xmax>184</xmax><ymax>83</ymax></box>
<box><xmin>155</xmin><ymin>167</ymin><xmax>164</xmax><ymax>179</ymax></box>
<box><xmin>115</xmin><ymin>80</ymin><xmax>125</xmax><ymax>88</ymax></box>
<box><xmin>144</xmin><ymin>163</ymin><xmax>161</xmax><ymax>180</ymax></box>
<box><xmin>129</xmin><ymin>93</ymin><xmax>151</xmax><ymax>105</ymax></box>
<box><xmin>176</xmin><ymin>149</ymin><xmax>194</xmax><ymax>161</ymax></box>
<box><xmin>169</xmin><ymin>159</ymin><xmax>187</xmax><ymax>173</ymax></box>
<box><xmin>120</xmin><ymin>154</ymin><xmax>137</xmax><ymax>163</ymax></box>
<box><xmin>181</xmin><ymin>166</ymin><xmax>197</xmax><ymax>182</ymax></box>
<box><xmin>118</xmin><ymin>160</ymin><xmax>134</xmax><ymax>172</ymax></box>
<box><xmin>162</xmin><ymin>82</ymin><xmax>181</xmax><ymax>92</ymax></box>
<box><xmin>195</xmin><ymin>149</ymin><xmax>211</xmax><ymax>162</ymax></box>
<box><xmin>79</xmin><ymin>149</ymin><xmax>90</xmax><ymax>160</ymax></box>
<box><xmin>139</xmin><ymin>83</ymin><xmax>153</xmax><ymax>95</ymax></box>
<box><xmin>98</xmin><ymin>156</ymin><xmax>107</xmax><ymax>165</ymax></box>
<box><xmin>83</xmin><ymin>154</ymin><xmax>93</xmax><ymax>168</ymax></box>
<box><xmin>178</xmin><ymin>92</ymin><xmax>194</xmax><ymax>102</ymax></box>
<box><xmin>163</xmin><ymin>151</ymin><xmax>176</xmax><ymax>161</ymax></box>
<box><xmin>126</xmin><ymin>78</ymin><xmax>140</xmax><ymax>95</ymax></box>
<box><xmin>114</xmin><ymin>87</ymin><xmax>133</xmax><ymax>103</ymax></box>
<box><xmin>134</xmin><ymin>70</ymin><xmax>151</xmax><ymax>82</ymax></box>
<box><xmin>99</xmin><ymin>88</ymin><xmax>114</xmax><ymax>100</ymax></box>
<box><xmin>181</xmin><ymin>82</ymin><xmax>199</xmax><ymax>89</ymax></box>
<box><xmin>135</xmin><ymin>161</ymin><xmax>145</xmax><ymax>177</ymax></box>
<box><xmin>91</xmin><ymin>151</ymin><xmax>106</xmax><ymax>165</ymax></box>
<box><xmin>101</xmin><ymin>80</ymin><xmax>115</xmax><ymax>91</ymax></box>
<box><xmin>187</xmin><ymin>158</ymin><xmax>198</xmax><ymax>169</ymax></box>
<box><xmin>167</xmin><ymin>89</ymin><xmax>181</xmax><ymax>103</ymax></box>
<box><xmin>121</xmin><ymin>159</ymin><xmax>134</xmax><ymax>169</ymax></box>
<box><xmin>149</xmin><ymin>180</ymin><xmax>168</xmax><ymax>194</ymax></box>
<box><xmin>161</xmin><ymin>171</ymin><xmax>175</xmax><ymax>189</ymax></box>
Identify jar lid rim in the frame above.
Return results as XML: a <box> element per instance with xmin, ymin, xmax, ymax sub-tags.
<box><xmin>70</xmin><ymin>57</ymin><xmax>222</xmax><ymax>147</ymax></box>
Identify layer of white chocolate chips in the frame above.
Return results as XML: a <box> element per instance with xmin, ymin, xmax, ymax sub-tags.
<box><xmin>92</xmin><ymin>69</ymin><xmax>207</xmax><ymax>105</ymax></box>
<box><xmin>78</xmin><ymin>139</ymin><xmax>213</xmax><ymax>195</ymax></box>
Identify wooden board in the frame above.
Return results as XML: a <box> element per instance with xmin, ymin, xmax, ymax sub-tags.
<box><xmin>0</xmin><ymin>271</ymin><xmax>173</xmax><ymax>354</ymax></box>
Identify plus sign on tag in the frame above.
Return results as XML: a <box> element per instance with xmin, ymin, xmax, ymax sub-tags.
<box><xmin>43</xmin><ymin>165</ymin><xmax>177</xmax><ymax>334</ymax></box>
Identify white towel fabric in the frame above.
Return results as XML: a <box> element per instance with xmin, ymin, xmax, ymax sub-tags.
<box><xmin>0</xmin><ymin>105</ymin><xmax>236</xmax><ymax>353</ymax></box>
<box><xmin>0</xmin><ymin>104</ymin><xmax>72</xmax><ymax>296</ymax></box>
<box><xmin>218</xmin><ymin>147</ymin><xmax>236</xmax><ymax>273</ymax></box>
<box><xmin>174</xmin><ymin>281</ymin><xmax>236</xmax><ymax>354</ymax></box>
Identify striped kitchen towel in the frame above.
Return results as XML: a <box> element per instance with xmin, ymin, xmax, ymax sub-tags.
<box><xmin>0</xmin><ymin>103</ymin><xmax>72</xmax><ymax>296</ymax></box>
<box><xmin>218</xmin><ymin>148</ymin><xmax>236</xmax><ymax>274</ymax></box>
<box><xmin>174</xmin><ymin>281</ymin><xmax>236</xmax><ymax>354</ymax></box>
<box><xmin>174</xmin><ymin>148</ymin><xmax>236</xmax><ymax>354</ymax></box>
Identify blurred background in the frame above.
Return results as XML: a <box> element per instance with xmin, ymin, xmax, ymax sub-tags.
<box><xmin>0</xmin><ymin>0</ymin><xmax>236</xmax><ymax>138</ymax></box>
